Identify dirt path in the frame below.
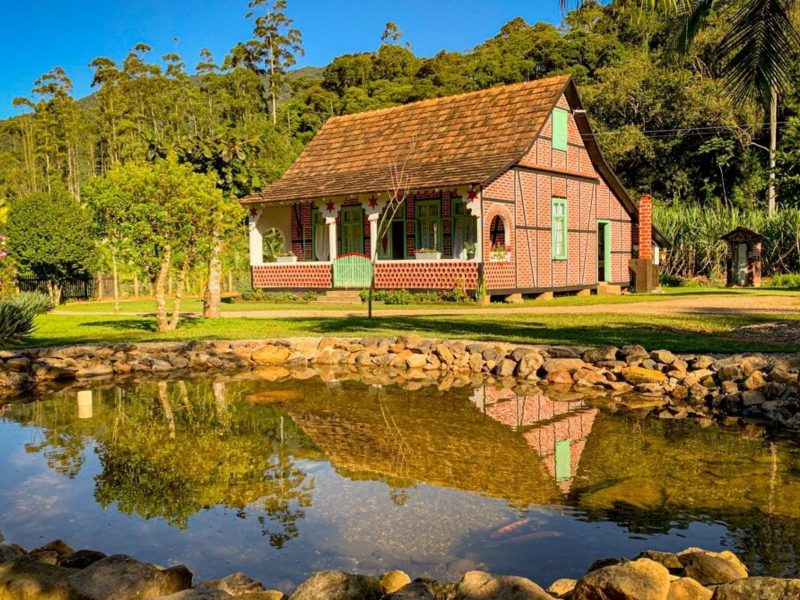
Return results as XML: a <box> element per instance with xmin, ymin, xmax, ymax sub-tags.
<box><xmin>55</xmin><ymin>293</ymin><xmax>800</xmax><ymax>319</ymax></box>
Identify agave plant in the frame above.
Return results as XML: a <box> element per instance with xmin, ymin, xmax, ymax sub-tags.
<box><xmin>0</xmin><ymin>292</ymin><xmax>53</xmax><ymax>346</ymax></box>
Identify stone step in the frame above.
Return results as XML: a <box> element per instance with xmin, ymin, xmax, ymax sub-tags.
<box><xmin>316</xmin><ymin>290</ymin><xmax>364</xmax><ymax>304</ymax></box>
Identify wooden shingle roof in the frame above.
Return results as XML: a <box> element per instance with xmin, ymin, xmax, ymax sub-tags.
<box><xmin>248</xmin><ymin>75</ymin><xmax>571</xmax><ymax>204</ymax></box>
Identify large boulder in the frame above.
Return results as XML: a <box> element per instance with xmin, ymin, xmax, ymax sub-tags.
<box><xmin>385</xmin><ymin>581</ymin><xmax>436</xmax><ymax>600</ymax></box>
<box><xmin>0</xmin><ymin>545</ymin><xmax>26</xmax><ymax>563</ymax></box>
<box><xmin>380</xmin><ymin>572</ymin><xmax>411</xmax><ymax>596</ymax></box>
<box><xmin>58</xmin><ymin>552</ymin><xmax>106</xmax><ymax>571</ymax></box>
<box><xmin>456</xmin><ymin>571</ymin><xmax>551</xmax><ymax>600</ymax></box>
<box><xmin>678</xmin><ymin>551</ymin><xmax>747</xmax><ymax>586</ymax></box>
<box><xmin>620</xmin><ymin>367</ymin><xmax>667</xmax><ymax>385</ymax></box>
<box><xmin>572</xmin><ymin>558</ymin><xmax>670</xmax><ymax>600</ymax></box>
<box><xmin>667</xmin><ymin>578</ymin><xmax>712</xmax><ymax>600</ymax></box>
<box><xmin>0</xmin><ymin>556</ymin><xmax>76</xmax><ymax>600</ymax></box>
<box><xmin>517</xmin><ymin>352</ymin><xmax>544</xmax><ymax>379</ymax></box>
<box><xmin>710</xmin><ymin>577</ymin><xmax>800</xmax><ymax>599</ymax></box>
<box><xmin>252</xmin><ymin>346</ymin><xmax>290</xmax><ymax>366</ymax></box>
<box><xmin>58</xmin><ymin>555</ymin><xmax>191</xmax><ymax>600</ymax></box>
<box><xmin>542</xmin><ymin>359</ymin><xmax>586</xmax><ymax>374</ymax></box>
<box><xmin>288</xmin><ymin>571</ymin><xmax>382</xmax><ymax>600</ymax></box>
<box><xmin>583</xmin><ymin>347</ymin><xmax>619</xmax><ymax>363</ymax></box>
<box><xmin>545</xmin><ymin>578</ymin><xmax>577</xmax><ymax>599</ymax></box>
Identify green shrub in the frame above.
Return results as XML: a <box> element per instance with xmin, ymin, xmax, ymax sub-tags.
<box><xmin>360</xmin><ymin>287</ymin><xmax>475</xmax><ymax>304</ymax></box>
<box><xmin>0</xmin><ymin>292</ymin><xmax>53</xmax><ymax>345</ymax></box>
<box><xmin>234</xmin><ymin>288</ymin><xmax>318</xmax><ymax>303</ymax></box>
<box><xmin>768</xmin><ymin>273</ymin><xmax>800</xmax><ymax>288</ymax></box>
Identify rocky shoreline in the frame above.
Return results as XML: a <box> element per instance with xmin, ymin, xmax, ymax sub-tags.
<box><xmin>2</xmin><ymin>535</ymin><xmax>799</xmax><ymax>599</ymax></box>
<box><xmin>1</xmin><ymin>336</ymin><xmax>799</xmax><ymax>432</ymax></box>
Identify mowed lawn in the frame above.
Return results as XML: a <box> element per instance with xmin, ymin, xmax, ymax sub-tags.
<box><xmin>27</xmin><ymin>290</ymin><xmax>800</xmax><ymax>354</ymax></box>
<box><xmin>54</xmin><ymin>286</ymin><xmax>800</xmax><ymax>315</ymax></box>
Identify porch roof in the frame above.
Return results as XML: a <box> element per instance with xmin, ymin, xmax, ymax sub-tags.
<box><xmin>243</xmin><ymin>75</ymin><xmax>571</xmax><ymax>205</ymax></box>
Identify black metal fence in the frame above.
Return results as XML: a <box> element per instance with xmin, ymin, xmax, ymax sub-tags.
<box><xmin>17</xmin><ymin>277</ymin><xmax>95</xmax><ymax>301</ymax></box>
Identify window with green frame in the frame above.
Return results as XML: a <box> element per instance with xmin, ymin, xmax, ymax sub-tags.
<box><xmin>452</xmin><ymin>199</ymin><xmax>477</xmax><ymax>258</ymax></box>
<box><xmin>552</xmin><ymin>198</ymin><xmax>568</xmax><ymax>260</ymax></box>
<box><xmin>552</xmin><ymin>108</ymin><xmax>568</xmax><ymax>152</ymax></box>
<box><xmin>416</xmin><ymin>199</ymin><xmax>442</xmax><ymax>251</ymax></box>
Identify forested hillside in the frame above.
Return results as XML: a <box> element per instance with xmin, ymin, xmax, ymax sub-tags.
<box><xmin>1</xmin><ymin>0</ymin><xmax>799</xmax><ymax>286</ymax></box>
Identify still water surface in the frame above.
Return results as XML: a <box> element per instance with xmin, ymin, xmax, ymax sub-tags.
<box><xmin>1</xmin><ymin>375</ymin><xmax>800</xmax><ymax>591</ymax></box>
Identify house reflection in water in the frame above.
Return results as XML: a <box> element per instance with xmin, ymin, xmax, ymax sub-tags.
<box><xmin>470</xmin><ymin>386</ymin><xmax>597</xmax><ymax>493</ymax></box>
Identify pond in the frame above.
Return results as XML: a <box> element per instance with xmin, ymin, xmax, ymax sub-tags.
<box><xmin>1</xmin><ymin>373</ymin><xmax>800</xmax><ymax>591</ymax></box>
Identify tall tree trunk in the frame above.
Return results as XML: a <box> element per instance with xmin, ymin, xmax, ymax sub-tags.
<box><xmin>203</xmin><ymin>235</ymin><xmax>223</xmax><ymax>319</ymax></box>
<box><xmin>46</xmin><ymin>281</ymin><xmax>62</xmax><ymax>306</ymax></box>
<box><xmin>153</xmin><ymin>248</ymin><xmax>172</xmax><ymax>333</ymax></box>
<box><xmin>768</xmin><ymin>87</ymin><xmax>778</xmax><ymax>215</ymax></box>
<box><xmin>111</xmin><ymin>248</ymin><xmax>120</xmax><ymax>313</ymax></box>
<box><xmin>168</xmin><ymin>257</ymin><xmax>190</xmax><ymax>331</ymax></box>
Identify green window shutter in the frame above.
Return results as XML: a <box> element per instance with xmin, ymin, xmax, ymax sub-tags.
<box><xmin>552</xmin><ymin>198</ymin><xmax>568</xmax><ymax>260</ymax></box>
<box><xmin>552</xmin><ymin>108</ymin><xmax>568</xmax><ymax>152</ymax></box>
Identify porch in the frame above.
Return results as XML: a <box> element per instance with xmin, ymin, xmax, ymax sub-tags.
<box><xmin>247</xmin><ymin>188</ymin><xmax>505</xmax><ymax>291</ymax></box>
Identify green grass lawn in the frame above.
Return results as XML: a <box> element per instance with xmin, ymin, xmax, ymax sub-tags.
<box><xmin>25</xmin><ymin>309</ymin><xmax>800</xmax><ymax>353</ymax></box>
<box><xmin>55</xmin><ymin>286</ymin><xmax>799</xmax><ymax>315</ymax></box>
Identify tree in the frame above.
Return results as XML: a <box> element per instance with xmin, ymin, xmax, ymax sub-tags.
<box><xmin>6</xmin><ymin>191</ymin><xmax>96</xmax><ymax>304</ymax></box>
<box><xmin>84</xmin><ymin>158</ymin><xmax>241</xmax><ymax>332</ymax></box>
<box><xmin>368</xmin><ymin>138</ymin><xmax>416</xmax><ymax>319</ymax></box>
<box><xmin>561</xmin><ymin>0</ymin><xmax>800</xmax><ymax>212</ymax></box>
<box><xmin>231</xmin><ymin>0</ymin><xmax>304</xmax><ymax>125</ymax></box>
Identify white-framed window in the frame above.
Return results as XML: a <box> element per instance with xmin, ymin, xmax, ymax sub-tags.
<box><xmin>552</xmin><ymin>198</ymin><xmax>568</xmax><ymax>260</ymax></box>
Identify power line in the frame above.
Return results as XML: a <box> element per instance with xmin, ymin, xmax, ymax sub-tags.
<box><xmin>581</xmin><ymin>120</ymin><xmax>792</xmax><ymax>139</ymax></box>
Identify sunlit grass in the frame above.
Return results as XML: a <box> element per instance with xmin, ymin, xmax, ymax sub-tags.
<box><xmin>25</xmin><ymin>309</ymin><xmax>800</xmax><ymax>353</ymax></box>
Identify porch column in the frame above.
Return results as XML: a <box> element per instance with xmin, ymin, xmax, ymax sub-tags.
<box><xmin>326</xmin><ymin>216</ymin><xmax>337</xmax><ymax>261</ymax></box>
<box><xmin>368</xmin><ymin>212</ymin><xmax>380</xmax><ymax>260</ymax></box>
<box><xmin>248</xmin><ymin>209</ymin><xmax>263</xmax><ymax>266</ymax></box>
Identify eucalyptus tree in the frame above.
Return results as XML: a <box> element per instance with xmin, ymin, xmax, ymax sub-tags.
<box><xmin>561</xmin><ymin>0</ymin><xmax>800</xmax><ymax>213</ymax></box>
<box><xmin>229</xmin><ymin>0</ymin><xmax>304</xmax><ymax>125</ymax></box>
<box><xmin>12</xmin><ymin>68</ymin><xmax>88</xmax><ymax>200</ymax></box>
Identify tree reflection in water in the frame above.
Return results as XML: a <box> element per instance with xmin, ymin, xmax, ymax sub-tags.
<box><xmin>5</xmin><ymin>374</ymin><xmax>800</xmax><ymax>576</ymax></box>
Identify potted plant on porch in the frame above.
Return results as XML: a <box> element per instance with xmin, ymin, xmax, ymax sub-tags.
<box><xmin>276</xmin><ymin>250</ymin><xmax>298</xmax><ymax>264</ymax></box>
<box><xmin>415</xmin><ymin>247</ymin><xmax>441</xmax><ymax>261</ymax></box>
<box><xmin>490</xmin><ymin>244</ymin><xmax>512</xmax><ymax>261</ymax></box>
<box><xmin>463</xmin><ymin>242</ymin><xmax>476</xmax><ymax>260</ymax></box>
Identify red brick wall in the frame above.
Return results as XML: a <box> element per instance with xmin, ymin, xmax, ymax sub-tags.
<box><xmin>375</xmin><ymin>261</ymin><xmax>479</xmax><ymax>290</ymax></box>
<box><xmin>252</xmin><ymin>263</ymin><xmax>332</xmax><ymax>289</ymax></box>
<box><xmin>482</xmin><ymin>92</ymin><xmax>633</xmax><ymax>291</ymax></box>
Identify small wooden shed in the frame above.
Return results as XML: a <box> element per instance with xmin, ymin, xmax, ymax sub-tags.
<box><xmin>721</xmin><ymin>227</ymin><xmax>763</xmax><ymax>287</ymax></box>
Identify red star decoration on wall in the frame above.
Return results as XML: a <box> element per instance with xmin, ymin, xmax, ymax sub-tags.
<box><xmin>368</xmin><ymin>195</ymin><xmax>379</xmax><ymax>208</ymax></box>
<box><xmin>467</xmin><ymin>188</ymin><xmax>479</xmax><ymax>201</ymax></box>
<box><xmin>249</xmin><ymin>208</ymin><xmax>258</xmax><ymax>217</ymax></box>
<box><xmin>325</xmin><ymin>200</ymin><xmax>336</xmax><ymax>212</ymax></box>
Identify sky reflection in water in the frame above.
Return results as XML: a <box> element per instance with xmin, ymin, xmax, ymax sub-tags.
<box><xmin>1</xmin><ymin>375</ymin><xmax>799</xmax><ymax>591</ymax></box>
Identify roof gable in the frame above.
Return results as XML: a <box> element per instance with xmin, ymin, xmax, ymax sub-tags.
<box><xmin>252</xmin><ymin>75</ymin><xmax>571</xmax><ymax>203</ymax></box>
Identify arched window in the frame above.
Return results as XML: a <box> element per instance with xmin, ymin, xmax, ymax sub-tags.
<box><xmin>489</xmin><ymin>215</ymin><xmax>506</xmax><ymax>248</ymax></box>
<box><xmin>263</xmin><ymin>228</ymin><xmax>286</xmax><ymax>262</ymax></box>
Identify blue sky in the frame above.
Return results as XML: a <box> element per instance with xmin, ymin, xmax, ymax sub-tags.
<box><xmin>0</xmin><ymin>0</ymin><xmax>562</xmax><ymax>119</ymax></box>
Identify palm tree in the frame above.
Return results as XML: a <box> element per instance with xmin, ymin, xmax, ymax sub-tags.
<box><xmin>560</xmin><ymin>0</ymin><xmax>800</xmax><ymax>213</ymax></box>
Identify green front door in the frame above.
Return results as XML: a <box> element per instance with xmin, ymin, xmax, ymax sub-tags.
<box><xmin>339</xmin><ymin>206</ymin><xmax>364</xmax><ymax>256</ymax></box>
<box><xmin>598</xmin><ymin>220</ymin><xmax>612</xmax><ymax>282</ymax></box>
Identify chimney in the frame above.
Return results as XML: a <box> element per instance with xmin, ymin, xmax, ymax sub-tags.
<box><xmin>638</xmin><ymin>194</ymin><xmax>653</xmax><ymax>262</ymax></box>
